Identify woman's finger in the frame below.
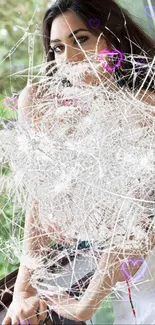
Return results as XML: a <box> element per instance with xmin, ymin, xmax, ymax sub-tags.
<box><xmin>37</xmin><ymin>299</ymin><xmax>48</xmax><ymax>324</ymax></box>
<box><xmin>11</xmin><ymin>316</ymin><xmax>20</xmax><ymax>325</ymax></box>
<box><xmin>19</xmin><ymin>313</ymin><xmax>38</xmax><ymax>325</ymax></box>
<box><xmin>2</xmin><ymin>314</ymin><xmax>12</xmax><ymax>325</ymax></box>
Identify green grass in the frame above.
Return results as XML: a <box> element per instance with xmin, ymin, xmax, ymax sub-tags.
<box><xmin>0</xmin><ymin>148</ymin><xmax>21</xmax><ymax>279</ymax></box>
<box><xmin>0</xmin><ymin>192</ymin><xmax>21</xmax><ymax>279</ymax></box>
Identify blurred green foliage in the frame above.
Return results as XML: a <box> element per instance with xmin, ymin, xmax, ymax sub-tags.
<box><xmin>0</xmin><ymin>0</ymin><xmax>50</xmax><ymax>280</ymax></box>
<box><xmin>0</xmin><ymin>0</ymin><xmax>50</xmax><ymax>97</ymax></box>
<box><xmin>92</xmin><ymin>298</ymin><xmax>115</xmax><ymax>325</ymax></box>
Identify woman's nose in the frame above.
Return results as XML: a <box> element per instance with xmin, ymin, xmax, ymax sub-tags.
<box><xmin>65</xmin><ymin>45</ymin><xmax>84</xmax><ymax>63</ymax></box>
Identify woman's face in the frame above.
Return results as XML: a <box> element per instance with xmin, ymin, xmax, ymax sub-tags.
<box><xmin>50</xmin><ymin>11</ymin><xmax>112</xmax><ymax>84</ymax></box>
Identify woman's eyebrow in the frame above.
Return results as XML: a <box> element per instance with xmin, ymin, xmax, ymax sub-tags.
<box><xmin>50</xmin><ymin>28</ymin><xmax>89</xmax><ymax>44</ymax></box>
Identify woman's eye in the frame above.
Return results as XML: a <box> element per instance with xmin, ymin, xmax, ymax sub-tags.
<box><xmin>51</xmin><ymin>45</ymin><xmax>64</xmax><ymax>54</ymax></box>
<box><xmin>50</xmin><ymin>37</ymin><xmax>88</xmax><ymax>54</ymax></box>
<box><xmin>75</xmin><ymin>36</ymin><xmax>89</xmax><ymax>45</ymax></box>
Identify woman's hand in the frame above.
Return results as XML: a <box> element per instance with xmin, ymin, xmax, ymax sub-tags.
<box><xmin>39</xmin><ymin>246</ymin><xmax>151</xmax><ymax>322</ymax></box>
<box><xmin>2</xmin><ymin>291</ymin><xmax>48</xmax><ymax>325</ymax></box>
<box><xmin>40</xmin><ymin>293</ymin><xmax>81</xmax><ymax>322</ymax></box>
<box><xmin>39</xmin><ymin>251</ymin><xmax>118</xmax><ymax>322</ymax></box>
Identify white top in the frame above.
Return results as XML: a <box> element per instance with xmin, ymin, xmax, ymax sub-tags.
<box><xmin>111</xmin><ymin>246</ymin><xmax>155</xmax><ymax>324</ymax></box>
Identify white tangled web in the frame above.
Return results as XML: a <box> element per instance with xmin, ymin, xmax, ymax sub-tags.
<box><xmin>0</xmin><ymin>3</ymin><xmax>155</xmax><ymax>316</ymax></box>
<box><xmin>0</xmin><ymin>52</ymin><xmax>155</xmax><ymax>300</ymax></box>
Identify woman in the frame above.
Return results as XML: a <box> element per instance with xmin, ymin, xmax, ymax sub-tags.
<box><xmin>2</xmin><ymin>0</ymin><xmax>155</xmax><ymax>325</ymax></box>
<box><xmin>42</xmin><ymin>0</ymin><xmax>154</xmax><ymax>91</ymax></box>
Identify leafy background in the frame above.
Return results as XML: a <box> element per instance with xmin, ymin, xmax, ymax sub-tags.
<box><xmin>0</xmin><ymin>0</ymin><xmax>50</xmax><ymax>280</ymax></box>
<box><xmin>0</xmin><ymin>0</ymin><xmax>154</xmax><ymax>323</ymax></box>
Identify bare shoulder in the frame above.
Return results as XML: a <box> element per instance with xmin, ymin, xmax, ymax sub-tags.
<box><xmin>18</xmin><ymin>85</ymin><xmax>37</xmax><ymax>108</ymax></box>
<box><xmin>18</xmin><ymin>83</ymin><xmax>49</xmax><ymax>126</ymax></box>
<box><xmin>18</xmin><ymin>85</ymin><xmax>38</xmax><ymax>123</ymax></box>
<box><xmin>18</xmin><ymin>83</ymin><xmax>49</xmax><ymax>108</ymax></box>
<box><xmin>18</xmin><ymin>84</ymin><xmax>50</xmax><ymax>124</ymax></box>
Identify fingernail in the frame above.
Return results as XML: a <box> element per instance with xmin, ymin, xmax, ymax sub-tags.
<box><xmin>38</xmin><ymin>321</ymin><xmax>44</xmax><ymax>325</ymax></box>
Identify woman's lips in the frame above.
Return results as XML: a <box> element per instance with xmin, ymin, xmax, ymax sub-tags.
<box><xmin>62</xmin><ymin>98</ymin><xmax>79</xmax><ymax>106</ymax></box>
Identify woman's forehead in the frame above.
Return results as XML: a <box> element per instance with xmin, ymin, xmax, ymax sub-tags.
<box><xmin>50</xmin><ymin>11</ymin><xmax>87</xmax><ymax>39</ymax></box>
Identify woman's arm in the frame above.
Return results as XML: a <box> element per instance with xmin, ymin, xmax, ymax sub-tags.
<box><xmin>41</xmin><ymin>244</ymin><xmax>154</xmax><ymax>322</ymax></box>
<box><xmin>2</xmin><ymin>203</ymin><xmax>49</xmax><ymax>325</ymax></box>
<box><xmin>13</xmin><ymin>87</ymin><xmax>52</xmax><ymax>295</ymax></box>
<box><xmin>18</xmin><ymin>85</ymin><xmax>42</xmax><ymax>127</ymax></box>
<box><xmin>40</xmin><ymin>251</ymin><xmax>118</xmax><ymax>322</ymax></box>
<box><xmin>13</xmin><ymin>266</ymin><xmax>36</xmax><ymax>295</ymax></box>
<box><xmin>76</xmin><ymin>251</ymin><xmax>117</xmax><ymax>321</ymax></box>
<box><xmin>14</xmin><ymin>201</ymin><xmax>52</xmax><ymax>295</ymax></box>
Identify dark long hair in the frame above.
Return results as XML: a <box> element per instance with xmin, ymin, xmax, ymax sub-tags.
<box><xmin>42</xmin><ymin>0</ymin><xmax>155</xmax><ymax>90</ymax></box>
